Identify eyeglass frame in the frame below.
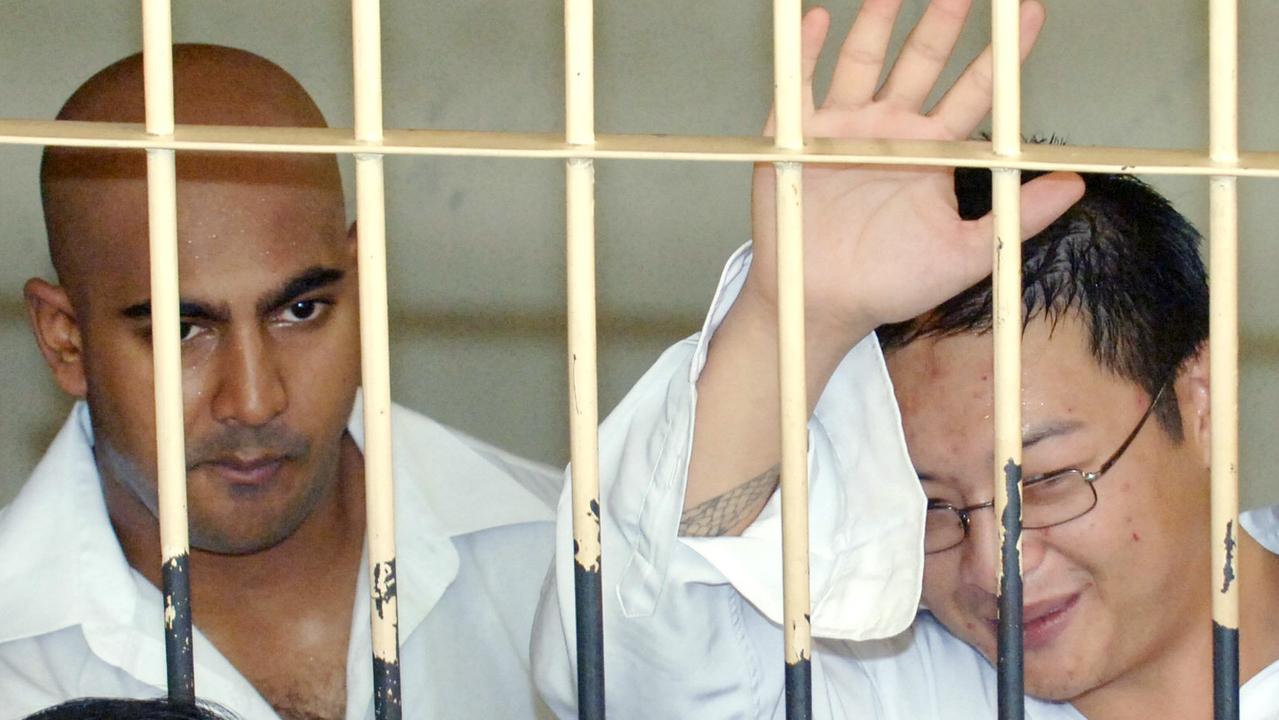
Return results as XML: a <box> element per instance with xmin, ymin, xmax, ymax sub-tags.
<box><xmin>923</xmin><ymin>376</ymin><xmax>1173</xmax><ymax>555</ymax></box>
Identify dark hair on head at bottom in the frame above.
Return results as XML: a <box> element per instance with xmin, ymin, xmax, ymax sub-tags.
<box><xmin>22</xmin><ymin>698</ymin><xmax>239</xmax><ymax>720</ymax></box>
<box><xmin>876</xmin><ymin>167</ymin><xmax>1208</xmax><ymax>438</ymax></box>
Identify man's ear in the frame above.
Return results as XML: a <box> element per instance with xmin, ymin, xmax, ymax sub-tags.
<box><xmin>24</xmin><ymin>278</ymin><xmax>87</xmax><ymax>398</ymax></box>
<box><xmin>1175</xmin><ymin>342</ymin><xmax>1211</xmax><ymax>467</ymax></box>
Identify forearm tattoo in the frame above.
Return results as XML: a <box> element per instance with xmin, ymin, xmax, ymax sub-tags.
<box><xmin>679</xmin><ymin>464</ymin><xmax>781</xmax><ymax>537</ymax></box>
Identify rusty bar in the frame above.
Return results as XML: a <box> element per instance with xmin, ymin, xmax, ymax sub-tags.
<box><xmin>991</xmin><ymin>0</ymin><xmax>1024</xmax><ymax>716</ymax></box>
<box><xmin>141</xmin><ymin>0</ymin><xmax>195</xmax><ymax>702</ymax></box>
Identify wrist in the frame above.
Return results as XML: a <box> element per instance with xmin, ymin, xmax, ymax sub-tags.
<box><xmin>737</xmin><ymin>270</ymin><xmax>874</xmax><ymax>391</ymax></box>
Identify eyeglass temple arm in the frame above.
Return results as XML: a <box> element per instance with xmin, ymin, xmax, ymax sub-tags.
<box><xmin>1097</xmin><ymin>378</ymin><xmax>1171</xmax><ymax>477</ymax></box>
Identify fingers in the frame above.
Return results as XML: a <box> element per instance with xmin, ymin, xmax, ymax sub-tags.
<box><xmin>929</xmin><ymin>0</ymin><xmax>1046</xmax><ymax>139</ymax></box>
<box><xmin>800</xmin><ymin>7</ymin><xmax>833</xmax><ymax>115</ymax></box>
<box><xmin>1015</xmin><ymin>171</ymin><xmax>1086</xmax><ymax>240</ymax></box>
<box><xmin>764</xmin><ymin>7</ymin><xmax>831</xmax><ymax>135</ymax></box>
<box><xmin>824</xmin><ymin>0</ymin><xmax>904</xmax><ymax>109</ymax></box>
<box><xmin>877</xmin><ymin>0</ymin><xmax>974</xmax><ymax>110</ymax></box>
<box><xmin>957</xmin><ymin>171</ymin><xmax>1085</xmax><ymax>255</ymax></box>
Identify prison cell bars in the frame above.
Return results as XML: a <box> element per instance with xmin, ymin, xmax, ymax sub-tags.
<box><xmin>0</xmin><ymin>0</ymin><xmax>1261</xmax><ymax>716</ymax></box>
<box><xmin>770</xmin><ymin>1</ymin><xmax>813</xmax><ymax>718</ymax></box>
<box><xmin>141</xmin><ymin>0</ymin><xmax>195</xmax><ymax>703</ymax></box>
<box><xmin>990</xmin><ymin>0</ymin><xmax>1025</xmax><ymax>717</ymax></box>
<box><xmin>351</xmin><ymin>1</ymin><xmax>405</xmax><ymax>719</ymax></box>
<box><xmin>564</xmin><ymin>0</ymin><xmax>607</xmax><ymax>718</ymax></box>
<box><xmin>1209</xmin><ymin>1</ymin><xmax>1240</xmax><ymax>718</ymax></box>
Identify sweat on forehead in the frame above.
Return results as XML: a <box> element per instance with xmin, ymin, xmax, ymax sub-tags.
<box><xmin>40</xmin><ymin>44</ymin><xmax>344</xmax><ymax>288</ymax></box>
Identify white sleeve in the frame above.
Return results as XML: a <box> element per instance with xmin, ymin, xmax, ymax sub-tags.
<box><xmin>532</xmin><ymin>243</ymin><xmax>926</xmax><ymax>719</ymax></box>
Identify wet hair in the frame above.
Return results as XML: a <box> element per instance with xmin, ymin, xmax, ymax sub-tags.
<box><xmin>21</xmin><ymin>698</ymin><xmax>239</xmax><ymax>720</ymax></box>
<box><xmin>876</xmin><ymin>168</ymin><xmax>1208</xmax><ymax>439</ymax></box>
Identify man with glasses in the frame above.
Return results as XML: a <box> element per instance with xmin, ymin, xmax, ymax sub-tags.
<box><xmin>918</xmin><ymin>374</ymin><xmax>1171</xmax><ymax>555</ymax></box>
<box><xmin>534</xmin><ymin>0</ymin><xmax>1279</xmax><ymax>717</ymax></box>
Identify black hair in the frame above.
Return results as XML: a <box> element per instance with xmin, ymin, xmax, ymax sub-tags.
<box><xmin>22</xmin><ymin>698</ymin><xmax>239</xmax><ymax>720</ymax></box>
<box><xmin>876</xmin><ymin>168</ymin><xmax>1208</xmax><ymax>438</ymax></box>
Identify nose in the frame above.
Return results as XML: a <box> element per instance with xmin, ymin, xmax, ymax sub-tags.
<box><xmin>958</xmin><ymin>507</ymin><xmax>1049</xmax><ymax>596</ymax></box>
<box><xmin>210</xmin><ymin>328</ymin><xmax>287</xmax><ymax>427</ymax></box>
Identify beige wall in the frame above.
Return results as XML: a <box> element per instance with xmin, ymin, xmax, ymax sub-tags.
<box><xmin>2</xmin><ymin>0</ymin><xmax>1277</xmax><ymax>508</ymax></box>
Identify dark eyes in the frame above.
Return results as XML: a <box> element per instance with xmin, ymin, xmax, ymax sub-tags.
<box><xmin>280</xmin><ymin>299</ymin><xmax>321</xmax><ymax>323</ymax></box>
<box><xmin>169</xmin><ymin>299</ymin><xmax>328</xmax><ymax>343</ymax></box>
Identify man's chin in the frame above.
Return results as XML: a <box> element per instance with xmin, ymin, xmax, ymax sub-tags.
<box><xmin>1021</xmin><ymin>658</ymin><xmax>1097</xmax><ymax>704</ymax></box>
<box><xmin>189</xmin><ymin>521</ymin><xmax>299</xmax><ymax>556</ymax></box>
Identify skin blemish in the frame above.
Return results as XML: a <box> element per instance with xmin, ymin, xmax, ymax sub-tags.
<box><xmin>1131</xmin><ymin>532</ymin><xmax>1140</xmax><ymax>542</ymax></box>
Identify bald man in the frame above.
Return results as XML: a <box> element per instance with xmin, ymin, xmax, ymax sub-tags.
<box><xmin>0</xmin><ymin>45</ymin><xmax>561</xmax><ymax>720</ymax></box>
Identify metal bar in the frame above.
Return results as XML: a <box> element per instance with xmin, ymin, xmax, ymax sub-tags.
<box><xmin>352</xmin><ymin>1</ymin><xmax>402</xmax><ymax>718</ymax></box>
<box><xmin>564</xmin><ymin>0</ymin><xmax>605</xmax><ymax>716</ymax></box>
<box><xmin>9</xmin><ymin>120</ymin><xmax>1279</xmax><ymax>176</ymax></box>
<box><xmin>991</xmin><ymin>0</ymin><xmax>1023</xmax><ymax>717</ymax></box>
<box><xmin>142</xmin><ymin>0</ymin><xmax>195</xmax><ymax>703</ymax></box>
<box><xmin>1209</xmin><ymin>1</ymin><xmax>1240</xmax><ymax>716</ymax></box>
<box><xmin>772</xmin><ymin>1</ymin><xmax>810</xmax><ymax>718</ymax></box>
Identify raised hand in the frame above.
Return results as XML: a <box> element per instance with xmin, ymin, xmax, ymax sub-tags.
<box><xmin>683</xmin><ymin>0</ymin><xmax>1083</xmax><ymax>534</ymax></box>
<box><xmin>745</xmin><ymin>0</ymin><xmax>1084</xmax><ymax>363</ymax></box>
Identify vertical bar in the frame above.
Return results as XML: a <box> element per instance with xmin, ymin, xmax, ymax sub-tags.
<box><xmin>142</xmin><ymin>0</ymin><xmax>194</xmax><ymax>703</ymax></box>
<box><xmin>352</xmin><ymin>2</ymin><xmax>401</xmax><ymax>718</ymax></box>
<box><xmin>564</xmin><ymin>0</ymin><xmax>605</xmax><ymax>717</ymax></box>
<box><xmin>772</xmin><ymin>1</ymin><xmax>810</xmax><ymax>718</ymax></box>
<box><xmin>1208</xmin><ymin>1</ymin><xmax>1240</xmax><ymax>717</ymax></box>
<box><xmin>990</xmin><ymin>1</ymin><xmax>1023</xmax><ymax>718</ymax></box>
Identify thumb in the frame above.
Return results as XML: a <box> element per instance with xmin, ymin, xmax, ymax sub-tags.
<box><xmin>1018</xmin><ymin>171</ymin><xmax>1086</xmax><ymax>240</ymax></box>
<box><xmin>953</xmin><ymin>171</ymin><xmax>1085</xmax><ymax>276</ymax></box>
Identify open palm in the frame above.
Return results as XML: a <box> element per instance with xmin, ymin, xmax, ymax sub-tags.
<box><xmin>746</xmin><ymin>0</ymin><xmax>1084</xmax><ymax>347</ymax></box>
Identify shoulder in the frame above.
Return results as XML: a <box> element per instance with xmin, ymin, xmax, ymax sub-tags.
<box><xmin>0</xmin><ymin>626</ymin><xmax>155</xmax><ymax>719</ymax></box>
<box><xmin>380</xmin><ymin>402</ymin><xmax>562</xmax><ymax>535</ymax></box>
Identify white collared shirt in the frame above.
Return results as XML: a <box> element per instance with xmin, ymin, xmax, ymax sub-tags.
<box><xmin>0</xmin><ymin>396</ymin><xmax>561</xmax><ymax>720</ymax></box>
<box><xmin>531</xmin><ymin>244</ymin><xmax>1080</xmax><ymax>718</ymax></box>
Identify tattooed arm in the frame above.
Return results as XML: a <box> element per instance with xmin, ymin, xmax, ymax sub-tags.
<box><xmin>680</xmin><ymin>464</ymin><xmax>780</xmax><ymax>537</ymax></box>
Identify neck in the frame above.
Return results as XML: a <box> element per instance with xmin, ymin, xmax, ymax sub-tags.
<box><xmin>1072</xmin><ymin>528</ymin><xmax>1279</xmax><ymax>719</ymax></box>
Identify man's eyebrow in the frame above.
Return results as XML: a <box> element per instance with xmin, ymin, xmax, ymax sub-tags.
<box><xmin>257</xmin><ymin>266</ymin><xmax>346</xmax><ymax>315</ymax></box>
<box><xmin>121</xmin><ymin>301</ymin><xmax>225</xmax><ymax>322</ymax></box>
<box><xmin>1021</xmin><ymin>420</ymin><xmax>1084</xmax><ymax>450</ymax></box>
<box><xmin>915</xmin><ymin>419</ymin><xmax>1087</xmax><ymax>486</ymax></box>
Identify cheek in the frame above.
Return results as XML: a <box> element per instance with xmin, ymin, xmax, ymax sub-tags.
<box><xmin>83</xmin><ymin>344</ymin><xmax>158</xmax><ymax>440</ymax></box>
<box><xmin>921</xmin><ymin>556</ymin><xmax>960</xmax><ymax>608</ymax></box>
<box><xmin>280</xmin><ymin>321</ymin><xmax>361</xmax><ymax>417</ymax></box>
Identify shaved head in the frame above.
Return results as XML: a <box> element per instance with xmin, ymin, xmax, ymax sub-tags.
<box><xmin>40</xmin><ymin>44</ymin><xmax>344</xmax><ymax>297</ymax></box>
<box><xmin>27</xmin><ymin>44</ymin><xmax>361</xmax><ymax>557</ymax></box>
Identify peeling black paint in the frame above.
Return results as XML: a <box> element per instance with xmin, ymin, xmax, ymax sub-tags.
<box><xmin>997</xmin><ymin>459</ymin><xmax>1024</xmax><ymax>720</ymax></box>
<box><xmin>784</xmin><ymin>656</ymin><xmax>812</xmax><ymax>720</ymax></box>
<box><xmin>162</xmin><ymin>553</ymin><xmax>195</xmax><ymax>703</ymax></box>
<box><xmin>588</xmin><ymin>498</ymin><xmax>600</xmax><ymax>521</ymax></box>
<box><xmin>371</xmin><ymin>559</ymin><xmax>397</xmax><ymax>621</ymax></box>
<box><xmin>1221</xmin><ymin>520</ymin><xmax>1237</xmax><ymax>594</ymax></box>
<box><xmin>372</xmin><ymin>656</ymin><xmax>403</xmax><ymax>720</ymax></box>
<box><xmin>574</xmin><ymin>562</ymin><xmax>606</xmax><ymax>720</ymax></box>
<box><xmin>1213</xmin><ymin>621</ymin><xmax>1239</xmax><ymax>719</ymax></box>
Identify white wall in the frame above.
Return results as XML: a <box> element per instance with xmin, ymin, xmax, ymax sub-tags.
<box><xmin>2</xmin><ymin>0</ymin><xmax>1277</xmax><ymax>507</ymax></box>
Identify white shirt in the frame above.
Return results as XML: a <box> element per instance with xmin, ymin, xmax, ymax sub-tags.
<box><xmin>0</xmin><ymin>396</ymin><xmax>562</xmax><ymax>720</ymax></box>
<box><xmin>532</xmin><ymin>244</ymin><xmax>1279</xmax><ymax>718</ymax></box>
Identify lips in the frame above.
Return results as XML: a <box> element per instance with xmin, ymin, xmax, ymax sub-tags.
<box><xmin>196</xmin><ymin>455</ymin><xmax>288</xmax><ymax>487</ymax></box>
<box><xmin>983</xmin><ymin>592</ymin><xmax>1081</xmax><ymax>652</ymax></box>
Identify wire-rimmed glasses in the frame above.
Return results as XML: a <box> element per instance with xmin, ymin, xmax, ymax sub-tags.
<box><xmin>924</xmin><ymin>378</ymin><xmax>1171</xmax><ymax>554</ymax></box>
